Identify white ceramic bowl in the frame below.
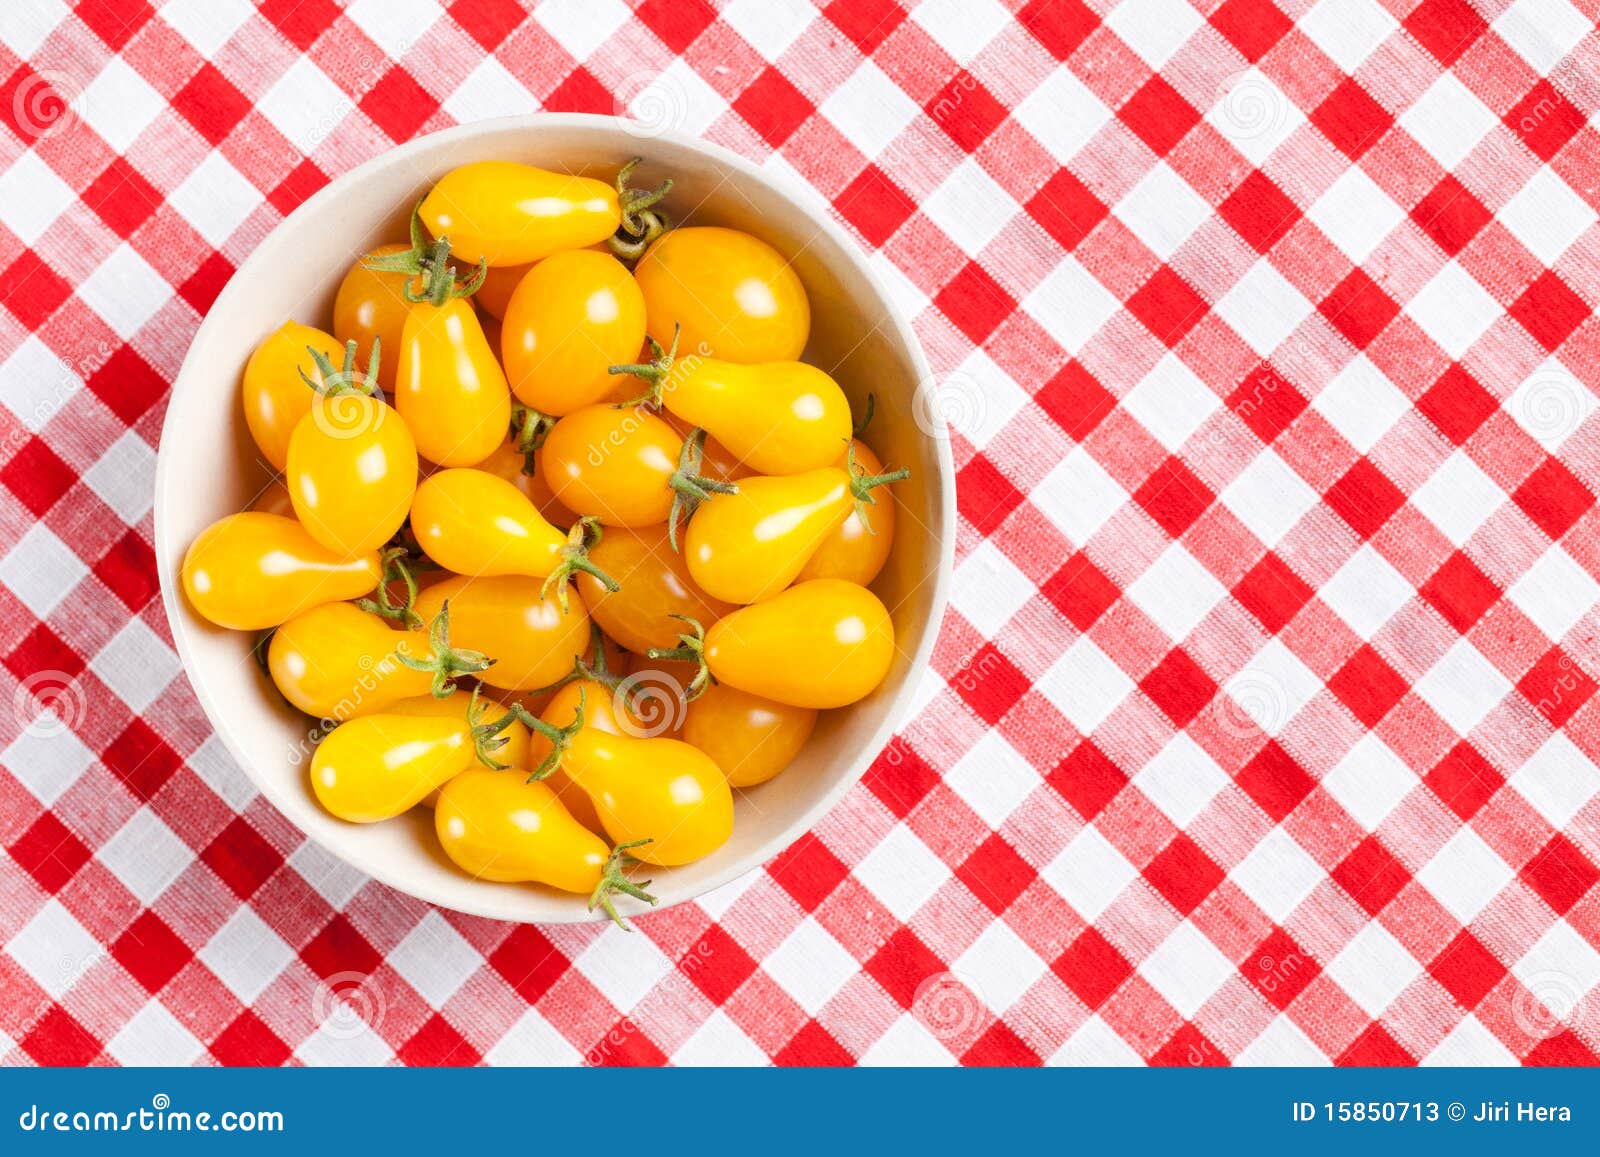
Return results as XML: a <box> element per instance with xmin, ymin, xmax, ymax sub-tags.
<box><xmin>154</xmin><ymin>114</ymin><xmax>954</xmax><ymax>924</ymax></box>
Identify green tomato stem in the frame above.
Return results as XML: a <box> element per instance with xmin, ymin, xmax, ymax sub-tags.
<box><xmin>540</xmin><ymin>517</ymin><xmax>619</xmax><ymax>614</ymax></box>
<box><xmin>645</xmin><ymin>614</ymin><xmax>712</xmax><ymax>701</ymax></box>
<box><xmin>666</xmin><ymin>426</ymin><xmax>737</xmax><ymax>552</ymax></box>
<box><xmin>589</xmin><ymin>838</ymin><xmax>658</xmax><ymax>931</ymax></box>
<box><xmin>845</xmin><ymin>441</ymin><xmax>911</xmax><ymax>536</ymax></box>
<box><xmin>606</xmin><ymin>324</ymin><xmax>680</xmax><ymax>407</ymax></box>
<box><xmin>390</xmin><ymin>599</ymin><xmax>495</xmax><ymax>697</ymax></box>
<box><xmin>512</xmin><ymin>687</ymin><xmax>587</xmax><ymax>781</ymax></box>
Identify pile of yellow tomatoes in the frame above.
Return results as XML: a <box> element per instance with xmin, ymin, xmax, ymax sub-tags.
<box><xmin>179</xmin><ymin>157</ymin><xmax>909</xmax><ymax>926</ymax></box>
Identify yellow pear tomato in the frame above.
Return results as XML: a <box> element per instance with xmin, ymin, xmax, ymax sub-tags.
<box><xmin>419</xmin><ymin>162</ymin><xmax>621</xmax><ymax>267</ymax></box>
<box><xmin>332</xmin><ymin>243</ymin><xmax>415</xmax><ymax>387</ymax></box>
<box><xmin>615</xmin><ymin>339</ymin><xmax>850</xmax><ymax>475</ymax></box>
<box><xmin>684</xmin><ymin>451</ymin><xmax>907</xmax><ymax>604</ymax></box>
<box><xmin>557</xmin><ymin>726</ymin><xmax>733</xmax><ymax>867</ymax></box>
<box><xmin>181</xmin><ymin>513</ymin><xmax>381</xmax><ymax>631</ymax></box>
<box><xmin>415</xmin><ymin>575</ymin><xmax>589</xmax><ymax>692</ymax></box>
<box><xmin>539</xmin><ymin>405</ymin><xmax>736</xmax><ymax>533</ymax></box>
<box><xmin>796</xmin><ymin>438</ymin><xmax>896</xmax><ymax>586</ymax></box>
<box><xmin>284</xmin><ymin>344</ymin><xmax>417</xmax><ymax>558</ymax></box>
<box><xmin>311</xmin><ymin>713</ymin><xmax>482</xmax><ymax>823</ymax></box>
<box><xmin>410</xmin><ymin>468</ymin><xmax>613</xmax><ymax>604</ymax></box>
<box><xmin>268</xmin><ymin>603</ymin><xmax>433</xmax><ymax>720</ymax></box>
<box><xmin>682</xmin><ymin>683</ymin><xmax>816</xmax><ymax>788</ymax></box>
<box><xmin>656</xmin><ymin>579</ymin><xmax>895</xmax><ymax>709</ymax></box>
<box><xmin>268</xmin><ymin>597</ymin><xmax>493</xmax><ymax>715</ymax></box>
<box><xmin>633</xmin><ymin>226</ymin><xmax>809</xmax><ymax>363</ymax></box>
<box><xmin>396</xmin><ymin>294</ymin><xmax>511</xmax><ymax>468</ymax></box>
<box><xmin>435</xmin><ymin>771</ymin><xmax>657</xmax><ymax>926</ymax></box>
<box><xmin>501</xmin><ymin>250</ymin><xmax>646</xmax><ymax>415</ymax></box>
<box><xmin>241</xmin><ymin>321</ymin><xmax>345</xmax><ymax>471</ymax></box>
<box><xmin>575</xmin><ymin>523</ymin><xmax>730</xmax><ymax>654</ymax></box>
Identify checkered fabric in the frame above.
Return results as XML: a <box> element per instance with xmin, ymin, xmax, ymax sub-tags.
<box><xmin>2</xmin><ymin>0</ymin><xmax>1599</xmax><ymax>1068</ymax></box>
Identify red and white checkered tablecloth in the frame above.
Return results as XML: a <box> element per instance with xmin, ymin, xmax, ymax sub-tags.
<box><xmin>2</xmin><ymin>0</ymin><xmax>1599</xmax><ymax>1068</ymax></box>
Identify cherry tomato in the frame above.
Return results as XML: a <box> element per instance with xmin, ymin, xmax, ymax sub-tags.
<box><xmin>389</xmin><ymin>693</ymin><xmax>531</xmax><ymax>809</ymax></box>
<box><xmin>617</xmin><ymin>343</ymin><xmax>850</xmax><ymax>475</ymax></box>
<box><xmin>559</xmin><ymin>727</ymin><xmax>733</xmax><ymax>866</ymax></box>
<box><xmin>477</xmin><ymin>433</ymin><xmax>577</xmax><ymax>528</ymax></box>
<box><xmin>268</xmin><ymin>603</ymin><xmax>434</xmax><ymax>720</ymax></box>
<box><xmin>286</xmin><ymin>390</ymin><xmax>417</xmax><ymax>557</ymax></box>
<box><xmin>682</xmin><ymin>683</ymin><xmax>816</xmax><ymax>788</ymax></box>
<box><xmin>415</xmin><ymin>575</ymin><xmax>588</xmax><ymax>691</ymax></box>
<box><xmin>502</xmin><ymin>251</ymin><xmax>646</xmax><ymax>415</ymax></box>
<box><xmin>797</xmin><ymin>438</ymin><xmax>896</xmax><ymax>586</ymax></box>
<box><xmin>633</xmin><ymin>227</ymin><xmax>809</xmax><ymax>363</ymax></box>
<box><xmin>539</xmin><ymin>405</ymin><xmax>734</xmax><ymax>531</ymax></box>
<box><xmin>332</xmin><ymin>243</ymin><xmax>415</xmax><ymax>387</ymax></box>
<box><xmin>419</xmin><ymin>162</ymin><xmax>621</xmax><ymax>267</ymax></box>
<box><xmin>664</xmin><ymin>579</ymin><xmax>895</xmax><ymax>709</ymax></box>
<box><xmin>685</xmin><ymin>456</ymin><xmax>905</xmax><ymax>604</ymax></box>
<box><xmin>242</xmin><ymin>321</ymin><xmax>345</xmax><ymax>471</ymax></box>
<box><xmin>311</xmin><ymin>712</ymin><xmax>507</xmax><ymax>823</ymax></box>
<box><xmin>181</xmin><ymin>513</ymin><xmax>381</xmax><ymax>631</ymax></box>
<box><xmin>575</xmin><ymin>523</ymin><xmax>730</xmax><ymax>654</ymax></box>
<box><xmin>435</xmin><ymin>771</ymin><xmax>656</xmax><ymax>926</ymax></box>
<box><xmin>472</xmin><ymin>262</ymin><xmax>529</xmax><ymax>320</ymax></box>
<box><xmin>411</xmin><ymin>469</ymin><xmax>612</xmax><ymax>599</ymax></box>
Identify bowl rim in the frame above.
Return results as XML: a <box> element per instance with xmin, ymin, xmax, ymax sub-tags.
<box><xmin>153</xmin><ymin>112</ymin><xmax>956</xmax><ymax>924</ymax></box>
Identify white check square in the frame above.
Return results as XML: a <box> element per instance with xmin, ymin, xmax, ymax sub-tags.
<box><xmin>1121</xmin><ymin>353</ymin><xmax>1220</xmax><ymax>451</ymax></box>
<box><xmin>1039</xmin><ymin>636</ymin><xmax>1135</xmax><ymax>734</ymax></box>
<box><xmin>1417</xmin><ymin>827</ymin><xmax>1513</xmax><ymax>922</ymax></box>
<box><xmin>1134</xmin><ymin>733</ymin><xmax>1228</xmax><ymax>827</ymax></box>
<box><xmin>1414</xmin><ymin>638</ymin><xmax>1513</xmax><ymax>735</ymax></box>
<box><xmin>1409</xmin><ymin>451</ymin><xmax>1503</xmax><ymax>546</ymax></box>
<box><xmin>1399</xmin><ymin>74</ymin><xmax>1496</xmax><ymax>170</ymax></box>
<box><xmin>1319</xmin><ymin>544</ymin><xmax>1414</xmax><ymax>639</ymax></box>
<box><xmin>1220</xmin><ymin>450</ymin><xmax>1320</xmax><ymax>547</ymax></box>
<box><xmin>1033</xmin><ymin>446</ymin><xmax>1128</xmax><ymax>546</ymax></box>
<box><xmin>1507</xmin><ymin>546</ymin><xmax>1600</xmax><ymax>640</ymax></box>
<box><xmin>1215</xmin><ymin>259</ymin><xmax>1314</xmax><ymax>356</ymax></box>
<box><xmin>1404</xmin><ymin>261</ymin><xmax>1500</xmax><ymax>358</ymax></box>
<box><xmin>1312</xmin><ymin>355</ymin><xmax>1410</xmax><ymax>453</ymax></box>
<box><xmin>1126</xmin><ymin>543</ymin><xmax>1228</xmax><ymax>641</ymax></box>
